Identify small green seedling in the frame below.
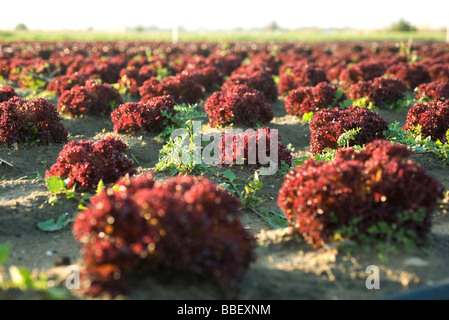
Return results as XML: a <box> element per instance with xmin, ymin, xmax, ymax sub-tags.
<box><xmin>36</xmin><ymin>214</ymin><xmax>74</xmax><ymax>232</ymax></box>
<box><xmin>221</xmin><ymin>169</ymin><xmax>288</xmax><ymax>229</ymax></box>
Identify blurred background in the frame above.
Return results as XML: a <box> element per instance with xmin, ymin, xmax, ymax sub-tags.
<box><xmin>0</xmin><ymin>0</ymin><xmax>448</xmax><ymax>41</ymax></box>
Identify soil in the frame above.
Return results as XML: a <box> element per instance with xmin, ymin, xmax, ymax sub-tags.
<box><xmin>1</xmin><ymin>96</ymin><xmax>449</xmax><ymax>300</ymax></box>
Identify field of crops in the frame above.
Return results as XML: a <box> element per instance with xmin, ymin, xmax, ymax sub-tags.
<box><xmin>0</xmin><ymin>29</ymin><xmax>446</xmax><ymax>42</ymax></box>
<box><xmin>1</xmin><ymin>39</ymin><xmax>449</xmax><ymax>300</ymax></box>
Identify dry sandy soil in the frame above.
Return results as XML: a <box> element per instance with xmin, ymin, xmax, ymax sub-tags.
<box><xmin>1</xmin><ymin>96</ymin><xmax>449</xmax><ymax>300</ymax></box>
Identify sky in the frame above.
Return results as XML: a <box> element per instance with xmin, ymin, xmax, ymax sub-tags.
<box><xmin>1</xmin><ymin>0</ymin><xmax>448</xmax><ymax>31</ymax></box>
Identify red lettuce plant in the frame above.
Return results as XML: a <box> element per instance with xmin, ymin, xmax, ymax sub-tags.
<box><xmin>205</xmin><ymin>84</ymin><xmax>273</xmax><ymax>127</ymax></box>
<box><xmin>0</xmin><ymin>86</ymin><xmax>17</xmax><ymax>103</ymax></box>
<box><xmin>72</xmin><ymin>173</ymin><xmax>255</xmax><ymax>296</ymax></box>
<box><xmin>338</xmin><ymin>61</ymin><xmax>385</xmax><ymax>88</ymax></box>
<box><xmin>64</xmin><ymin>56</ymin><xmax>123</xmax><ymax>84</ymax></box>
<box><xmin>326</xmin><ymin>62</ymin><xmax>347</xmax><ymax>82</ymax></box>
<box><xmin>95</xmin><ymin>60</ymin><xmax>122</xmax><ymax>84</ymax></box>
<box><xmin>0</xmin><ymin>97</ymin><xmax>27</xmax><ymax>145</ymax></box>
<box><xmin>137</xmin><ymin>65</ymin><xmax>158</xmax><ymax>82</ymax></box>
<box><xmin>278</xmin><ymin>139</ymin><xmax>444</xmax><ymax>248</ymax></box>
<box><xmin>65</xmin><ymin>56</ymin><xmax>91</xmax><ymax>76</ymax></box>
<box><xmin>386</xmin><ymin>63</ymin><xmax>431</xmax><ymax>90</ymax></box>
<box><xmin>285</xmin><ymin>82</ymin><xmax>346</xmax><ymax>116</ymax></box>
<box><xmin>86</xmin><ymin>80</ymin><xmax>123</xmax><ymax>110</ymax></box>
<box><xmin>221</xmin><ymin>63</ymin><xmax>277</xmax><ymax>101</ymax></box>
<box><xmin>415</xmin><ymin>82</ymin><xmax>449</xmax><ymax>101</ymax></box>
<box><xmin>348</xmin><ymin>77</ymin><xmax>407</xmax><ymax>109</ymax></box>
<box><xmin>250</xmin><ymin>52</ymin><xmax>281</xmax><ymax>73</ymax></box>
<box><xmin>58</xmin><ymin>80</ymin><xmax>122</xmax><ymax>117</ymax></box>
<box><xmin>46</xmin><ymin>73</ymin><xmax>88</xmax><ymax>95</ymax></box>
<box><xmin>117</xmin><ymin>75</ymin><xmax>139</xmax><ymax>98</ymax></box>
<box><xmin>117</xmin><ymin>66</ymin><xmax>157</xmax><ymax>97</ymax></box>
<box><xmin>278</xmin><ymin>62</ymin><xmax>329</xmax><ymax>96</ymax></box>
<box><xmin>219</xmin><ymin>127</ymin><xmax>292</xmax><ymax>168</ymax></box>
<box><xmin>0</xmin><ymin>97</ymin><xmax>67</xmax><ymax>145</ymax></box>
<box><xmin>45</xmin><ymin>136</ymin><xmax>136</xmax><ymax>189</ymax></box>
<box><xmin>139</xmin><ymin>73</ymin><xmax>204</xmax><ymax>104</ymax></box>
<box><xmin>111</xmin><ymin>95</ymin><xmax>176</xmax><ymax>134</ymax></box>
<box><xmin>184</xmin><ymin>66</ymin><xmax>223</xmax><ymax>92</ymax></box>
<box><xmin>207</xmin><ymin>52</ymin><xmax>242</xmax><ymax>75</ymax></box>
<box><xmin>0</xmin><ymin>59</ymin><xmax>10</xmax><ymax>77</ymax></box>
<box><xmin>309</xmin><ymin>106</ymin><xmax>388</xmax><ymax>154</ymax></box>
<box><xmin>428</xmin><ymin>63</ymin><xmax>449</xmax><ymax>83</ymax></box>
<box><xmin>403</xmin><ymin>100</ymin><xmax>449</xmax><ymax>141</ymax></box>
<box><xmin>76</xmin><ymin>59</ymin><xmax>121</xmax><ymax>84</ymax></box>
<box><xmin>119</xmin><ymin>66</ymin><xmax>139</xmax><ymax>83</ymax></box>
